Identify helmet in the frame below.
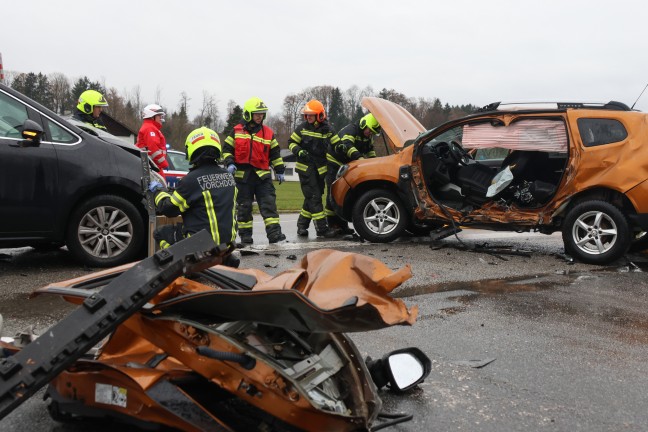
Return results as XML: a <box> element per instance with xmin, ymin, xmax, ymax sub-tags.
<box><xmin>359</xmin><ymin>113</ymin><xmax>381</xmax><ymax>134</ymax></box>
<box><xmin>142</xmin><ymin>104</ymin><xmax>165</xmax><ymax>121</ymax></box>
<box><xmin>302</xmin><ymin>99</ymin><xmax>326</xmax><ymax>122</ymax></box>
<box><xmin>185</xmin><ymin>127</ymin><xmax>222</xmax><ymax>162</ymax></box>
<box><xmin>77</xmin><ymin>89</ymin><xmax>108</xmax><ymax>114</ymax></box>
<box><xmin>243</xmin><ymin>97</ymin><xmax>268</xmax><ymax>122</ymax></box>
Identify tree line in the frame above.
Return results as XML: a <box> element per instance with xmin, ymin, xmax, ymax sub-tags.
<box><xmin>4</xmin><ymin>71</ymin><xmax>478</xmax><ymax>153</ymax></box>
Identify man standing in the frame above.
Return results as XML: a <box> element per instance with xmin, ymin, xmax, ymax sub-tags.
<box><xmin>325</xmin><ymin>113</ymin><xmax>381</xmax><ymax>232</ymax></box>
<box><xmin>288</xmin><ymin>99</ymin><xmax>340</xmax><ymax>238</ymax></box>
<box><xmin>149</xmin><ymin>127</ymin><xmax>239</xmax><ymax>267</ymax></box>
<box><xmin>222</xmin><ymin>97</ymin><xmax>286</xmax><ymax>244</ymax></box>
<box><xmin>74</xmin><ymin>89</ymin><xmax>109</xmax><ymax>130</ymax></box>
<box><xmin>136</xmin><ymin>104</ymin><xmax>169</xmax><ymax>171</ymax></box>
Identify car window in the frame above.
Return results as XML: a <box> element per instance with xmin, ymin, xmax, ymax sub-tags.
<box><xmin>44</xmin><ymin>117</ymin><xmax>77</xmax><ymax>144</ymax></box>
<box><xmin>167</xmin><ymin>152</ymin><xmax>191</xmax><ymax>171</ymax></box>
<box><xmin>0</xmin><ymin>91</ymin><xmax>29</xmax><ymax>139</ymax></box>
<box><xmin>577</xmin><ymin>118</ymin><xmax>627</xmax><ymax>147</ymax></box>
<box><xmin>474</xmin><ymin>147</ymin><xmax>509</xmax><ymax>161</ymax></box>
<box><xmin>462</xmin><ymin>119</ymin><xmax>568</xmax><ymax>152</ymax></box>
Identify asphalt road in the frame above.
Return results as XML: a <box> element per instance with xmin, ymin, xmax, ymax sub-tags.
<box><xmin>1</xmin><ymin>214</ymin><xmax>647</xmax><ymax>431</ymax></box>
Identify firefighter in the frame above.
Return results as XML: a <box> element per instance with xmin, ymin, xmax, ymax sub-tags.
<box><xmin>222</xmin><ymin>97</ymin><xmax>286</xmax><ymax>244</ymax></box>
<box><xmin>148</xmin><ymin>127</ymin><xmax>239</xmax><ymax>267</ymax></box>
<box><xmin>74</xmin><ymin>89</ymin><xmax>108</xmax><ymax>130</ymax></box>
<box><xmin>136</xmin><ymin>104</ymin><xmax>169</xmax><ymax>171</ymax></box>
<box><xmin>288</xmin><ymin>99</ymin><xmax>341</xmax><ymax>238</ymax></box>
<box><xmin>325</xmin><ymin>113</ymin><xmax>381</xmax><ymax>232</ymax></box>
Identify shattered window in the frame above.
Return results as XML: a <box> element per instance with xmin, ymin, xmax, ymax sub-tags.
<box><xmin>462</xmin><ymin>119</ymin><xmax>568</xmax><ymax>152</ymax></box>
<box><xmin>577</xmin><ymin>118</ymin><xmax>627</xmax><ymax>147</ymax></box>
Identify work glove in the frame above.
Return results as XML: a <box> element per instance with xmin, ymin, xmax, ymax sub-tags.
<box><xmin>148</xmin><ymin>180</ymin><xmax>164</xmax><ymax>192</ymax></box>
<box><xmin>277</xmin><ymin>173</ymin><xmax>285</xmax><ymax>184</ymax></box>
<box><xmin>227</xmin><ymin>164</ymin><xmax>237</xmax><ymax>174</ymax></box>
<box><xmin>298</xmin><ymin>149</ymin><xmax>310</xmax><ymax>160</ymax></box>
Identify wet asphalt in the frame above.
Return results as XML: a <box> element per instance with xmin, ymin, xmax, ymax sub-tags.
<box><xmin>1</xmin><ymin>213</ymin><xmax>647</xmax><ymax>431</ymax></box>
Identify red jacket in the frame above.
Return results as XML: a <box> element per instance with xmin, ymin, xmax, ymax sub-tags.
<box><xmin>136</xmin><ymin>119</ymin><xmax>168</xmax><ymax>170</ymax></box>
<box><xmin>232</xmin><ymin>123</ymin><xmax>272</xmax><ymax>169</ymax></box>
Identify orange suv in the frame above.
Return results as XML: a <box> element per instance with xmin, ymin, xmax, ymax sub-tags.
<box><xmin>331</xmin><ymin>97</ymin><xmax>648</xmax><ymax>264</ymax></box>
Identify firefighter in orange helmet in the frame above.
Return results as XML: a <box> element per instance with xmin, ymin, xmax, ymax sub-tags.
<box><xmin>288</xmin><ymin>99</ymin><xmax>341</xmax><ymax>238</ymax></box>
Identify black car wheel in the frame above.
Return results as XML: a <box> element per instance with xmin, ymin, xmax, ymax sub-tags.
<box><xmin>561</xmin><ymin>200</ymin><xmax>631</xmax><ymax>264</ymax></box>
<box><xmin>352</xmin><ymin>189</ymin><xmax>407</xmax><ymax>243</ymax></box>
<box><xmin>66</xmin><ymin>195</ymin><xmax>144</xmax><ymax>267</ymax></box>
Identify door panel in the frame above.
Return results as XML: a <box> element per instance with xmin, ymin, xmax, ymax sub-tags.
<box><xmin>0</xmin><ymin>90</ymin><xmax>59</xmax><ymax>239</ymax></box>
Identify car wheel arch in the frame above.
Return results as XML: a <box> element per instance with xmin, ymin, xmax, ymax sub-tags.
<box><xmin>557</xmin><ymin>187</ymin><xmax>636</xmax><ymax>224</ymax></box>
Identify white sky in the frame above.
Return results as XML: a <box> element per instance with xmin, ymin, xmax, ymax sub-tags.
<box><xmin>3</xmin><ymin>0</ymin><xmax>648</xmax><ymax>118</ymax></box>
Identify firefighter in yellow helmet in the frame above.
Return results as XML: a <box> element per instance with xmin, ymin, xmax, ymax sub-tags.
<box><xmin>149</xmin><ymin>127</ymin><xmax>240</xmax><ymax>267</ymax></box>
<box><xmin>288</xmin><ymin>99</ymin><xmax>341</xmax><ymax>238</ymax></box>
<box><xmin>222</xmin><ymin>97</ymin><xmax>286</xmax><ymax>244</ymax></box>
<box><xmin>325</xmin><ymin>113</ymin><xmax>381</xmax><ymax>233</ymax></box>
<box><xmin>74</xmin><ymin>89</ymin><xmax>109</xmax><ymax>130</ymax></box>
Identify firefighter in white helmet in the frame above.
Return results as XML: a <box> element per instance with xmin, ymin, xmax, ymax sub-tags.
<box><xmin>136</xmin><ymin>104</ymin><xmax>168</xmax><ymax>171</ymax></box>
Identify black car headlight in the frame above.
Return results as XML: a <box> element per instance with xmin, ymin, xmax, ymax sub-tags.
<box><xmin>336</xmin><ymin>164</ymin><xmax>349</xmax><ymax>179</ymax></box>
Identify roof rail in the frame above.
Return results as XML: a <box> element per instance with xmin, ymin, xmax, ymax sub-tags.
<box><xmin>477</xmin><ymin>101</ymin><xmax>631</xmax><ymax>113</ymax></box>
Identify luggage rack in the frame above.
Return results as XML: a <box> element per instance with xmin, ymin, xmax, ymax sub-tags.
<box><xmin>477</xmin><ymin>101</ymin><xmax>632</xmax><ymax>112</ymax></box>
<box><xmin>0</xmin><ymin>231</ymin><xmax>229</xmax><ymax>420</ymax></box>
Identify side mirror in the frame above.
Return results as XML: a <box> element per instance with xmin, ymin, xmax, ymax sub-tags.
<box><xmin>367</xmin><ymin>347</ymin><xmax>432</xmax><ymax>392</ymax></box>
<box><xmin>19</xmin><ymin>119</ymin><xmax>44</xmax><ymax>147</ymax></box>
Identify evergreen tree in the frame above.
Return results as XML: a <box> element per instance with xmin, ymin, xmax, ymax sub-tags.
<box><xmin>328</xmin><ymin>87</ymin><xmax>348</xmax><ymax>130</ymax></box>
<box><xmin>222</xmin><ymin>105</ymin><xmax>242</xmax><ymax>136</ymax></box>
<box><xmin>33</xmin><ymin>73</ymin><xmax>53</xmax><ymax>109</ymax></box>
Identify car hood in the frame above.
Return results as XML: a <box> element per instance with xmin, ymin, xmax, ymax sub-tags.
<box><xmin>66</xmin><ymin>117</ymin><xmax>140</xmax><ymax>152</ymax></box>
<box><xmin>362</xmin><ymin>96</ymin><xmax>426</xmax><ymax>150</ymax></box>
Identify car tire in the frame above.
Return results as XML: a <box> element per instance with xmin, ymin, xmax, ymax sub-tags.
<box><xmin>66</xmin><ymin>195</ymin><xmax>144</xmax><ymax>267</ymax></box>
<box><xmin>352</xmin><ymin>189</ymin><xmax>407</xmax><ymax>243</ymax></box>
<box><xmin>561</xmin><ymin>200</ymin><xmax>631</xmax><ymax>265</ymax></box>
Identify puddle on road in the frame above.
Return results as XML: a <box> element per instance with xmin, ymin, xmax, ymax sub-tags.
<box><xmin>394</xmin><ymin>273</ymin><xmax>572</xmax><ymax>298</ymax></box>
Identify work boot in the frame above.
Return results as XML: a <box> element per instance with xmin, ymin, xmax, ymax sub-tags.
<box><xmin>297</xmin><ymin>228</ymin><xmax>309</xmax><ymax>237</ymax></box>
<box><xmin>317</xmin><ymin>227</ymin><xmax>342</xmax><ymax>238</ymax></box>
<box><xmin>268</xmin><ymin>233</ymin><xmax>287</xmax><ymax>244</ymax></box>
<box><xmin>240</xmin><ymin>235</ymin><xmax>253</xmax><ymax>244</ymax></box>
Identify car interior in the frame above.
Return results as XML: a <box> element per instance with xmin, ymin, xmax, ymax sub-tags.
<box><xmin>419</xmin><ymin>119</ymin><xmax>569</xmax><ymax>210</ymax></box>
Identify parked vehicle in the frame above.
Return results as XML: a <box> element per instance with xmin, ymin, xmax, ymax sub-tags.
<box><xmin>164</xmin><ymin>148</ymin><xmax>190</xmax><ymax>188</ymax></box>
<box><xmin>331</xmin><ymin>97</ymin><xmax>648</xmax><ymax>264</ymax></box>
<box><xmin>0</xmin><ymin>83</ymin><xmax>163</xmax><ymax>267</ymax></box>
<box><xmin>0</xmin><ymin>232</ymin><xmax>430</xmax><ymax>431</ymax></box>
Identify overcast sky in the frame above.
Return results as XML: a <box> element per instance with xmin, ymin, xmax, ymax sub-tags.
<box><xmin>3</xmin><ymin>0</ymin><xmax>648</xmax><ymax>118</ymax></box>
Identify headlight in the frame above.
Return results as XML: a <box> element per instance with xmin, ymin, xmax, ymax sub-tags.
<box><xmin>336</xmin><ymin>164</ymin><xmax>349</xmax><ymax>179</ymax></box>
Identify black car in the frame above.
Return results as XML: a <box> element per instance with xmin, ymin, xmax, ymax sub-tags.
<box><xmin>0</xmin><ymin>84</ymin><xmax>158</xmax><ymax>267</ymax></box>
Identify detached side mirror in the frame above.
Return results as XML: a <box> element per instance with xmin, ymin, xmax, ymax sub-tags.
<box><xmin>367</xmin><ymin>347</ymin><xmax>432</xmax><ymax>393</ymax></box>
<box><xmin>19</xmin><ymin>119</ymin><xmax>44</xmax><ymax>147</ymax></box>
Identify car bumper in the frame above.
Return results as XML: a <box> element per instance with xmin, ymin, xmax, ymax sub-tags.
<box><xmin>331</xmin><ymin>177</ymin><xmax>351</xmax><ymax>221</ymax></box>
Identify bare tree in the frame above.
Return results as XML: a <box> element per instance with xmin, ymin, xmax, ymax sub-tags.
<box><xmin>195</xmin><ymin>90</ymin><xmax>219</xmax><ymax>129</ymax></box>
<box><xmin>282</xmin><ymin>91</ymin><xmax>309</xmax><ymax>133</ymax></box>
<box><xmin>48</xmin><ymin>72</ymin><xmax>70</xmax><ymax>114</ymax></box>
<box><xmin>154</xmin><ymin>85</ymin><xmax>163</xmax><ymax>105</ymax></box>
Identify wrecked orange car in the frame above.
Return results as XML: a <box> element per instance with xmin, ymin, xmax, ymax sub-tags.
<box><xmin>331</xmin><ymin>97</ymin><xmax>648</xmax><ymax>264</ymax></box>
<box><xmin>0</xmin><ymin>232</ymin><xmax>430</xmax><ymax>431</ymax></box>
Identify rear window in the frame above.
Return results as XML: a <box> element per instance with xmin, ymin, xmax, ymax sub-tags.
<box><xmin>577</xmin><ymin>118</ymin><xmax>627</xmax><ymax>147</ymax></box>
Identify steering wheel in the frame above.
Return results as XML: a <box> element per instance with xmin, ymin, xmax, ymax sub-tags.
<box><xmin>448</xmin><ymin>140</ymin><xmax>471</xmax><ymax>166</ymax></box>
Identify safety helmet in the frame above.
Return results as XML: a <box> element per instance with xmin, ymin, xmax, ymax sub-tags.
<box><xmin>359</xmin><ymin>113</ymin><xmax>381</xmax><ymax>134</ymax></box>
<box><xmin>77</xmin><ymin>89</ymin><xmax>108</xmax><ymax>114</ymax></box>
<box><xmin>185</xmin><ymin>127</ymin><xmax>222</xmax><ymax>162</ymax></box>
<box><xmin>243</xmin><ymin>97</ymin><xmax>268</xmax><ymax>122</ymax></box>
<box><xmin>302</xmin><ymin>99</ymin><xmax>326</xmax><ymax>122</ymax></box>
<box><xmin>142</xmin><ymin>104</ymin><xmax>165</xmax><ymax>121</ymax></box>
